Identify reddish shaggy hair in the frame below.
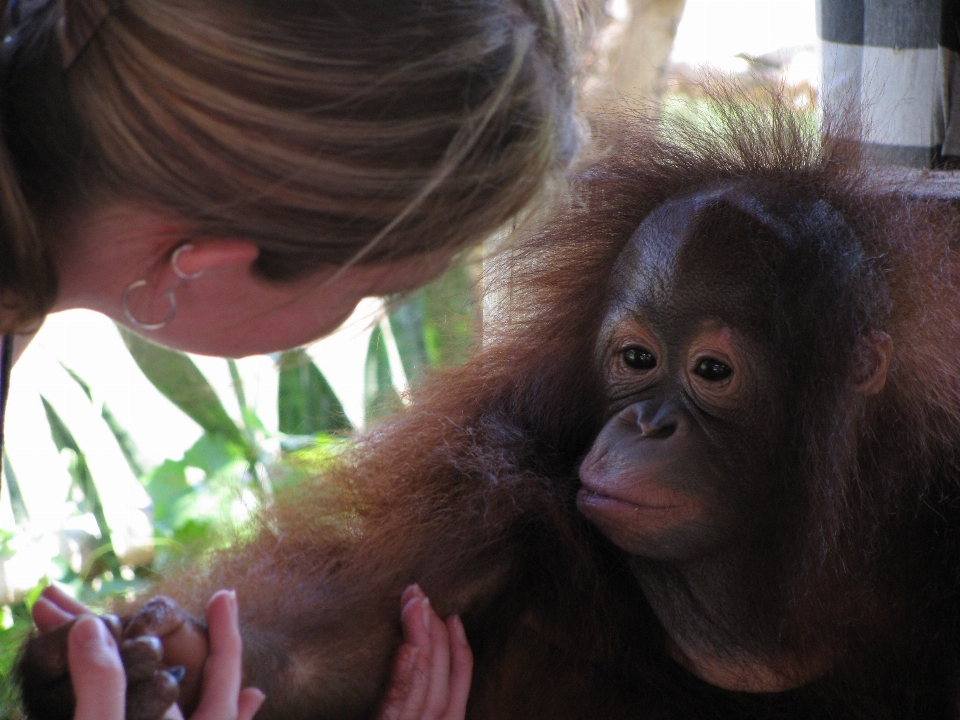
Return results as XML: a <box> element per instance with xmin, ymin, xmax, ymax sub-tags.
<box><xmin>26</xmin><ymin>95</ymin><xmax>960</xmax><ymax>720</ymax></box>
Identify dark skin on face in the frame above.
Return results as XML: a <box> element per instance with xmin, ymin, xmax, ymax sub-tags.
<box><xmin>576</xmin><ymin>189</ymin><xmax>876</xmax><ymax>693</ymax></box>
<box><xmin>577</xmin><ymin>318</ymin><xmax>748</xmax><ymax>563</ymax></box>
<box><xmin>578</xmin><ymin>192</ymin><xmax>769</xmax><ymax>566</ymax></box>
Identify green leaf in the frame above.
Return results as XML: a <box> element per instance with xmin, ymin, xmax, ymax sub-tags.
<box><xmin>227</xmin><ymin>359</ymin><xmax>248</xmax><ymax>412</ymax></box>
<box><xmin>40</xmin><ymin>397</ymin><xmax>115</xmax><ymax>560</ymax></box>
<box><xmin>99</xmin><ymin>404</ymin><xmax>148</xmax><ymax>478</ymax></box>
<box><xmin>61</xmin><ymin>364</ymin><xmax>93</xmax><ymax>402</ymax></box>
<box><xmin>183</xmin><ymin>434</ymin><xmax>247</xmax><ymax>476</ymax></box>
<box><xmin>277</xmin><ymin>349</ymin><xmax>352</xmax><ymax>434</ymax></box>
<box><xmin>143</xmin><ymin>440</ymin><xmax>248</xmax><ymax>537</ymax></box>
<box><xmin>61</xmin><ymin>362</ymin><xmax>149</xmax><ymax>478</ymax></box>
<box><xmin>118</xmin><ymin>326</ymin><xmax>248</xmax><ymax>452</ymax></box>
<box><xmin>2</xmin><ymin>457</ymin><xmax>28</xmax><ymax>525</ymax></box>
<box><xmin>170</xmin><ymin>517</ymin><xmax>219</xmax><ymax>550</ymax></box>
<box><xmin>387</xmin><ymin>296</ymin><xmax>429</xmax><ymax>388</ymax></box>
<box><xmin>364</xmin><ymin>324</ymin><xmax>404</xmax><ymax>422</ymax></box>
<box><xmin>143</xmin><ymin>460</ymin><xmax>193</xmax><ymax>528</ymax></box>
<box><xmin>228</xmin><ymin>360</ymin><xmax>269</xmax><ymax>459</ymax></box>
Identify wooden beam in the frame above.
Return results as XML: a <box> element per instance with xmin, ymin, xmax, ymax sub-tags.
<box><xmin>866</xmin><ymin>167</ymin><xmax>960</xmax><ymax>199</ymax></box>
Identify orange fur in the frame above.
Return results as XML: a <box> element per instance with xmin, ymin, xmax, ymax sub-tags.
<box><xmin>20</xmin><ymin>96</ymin><xmax>960</xmax><ymax>720</ymax></box>
<box><xmin>163</xmin><ymin>101</ymin><xmax>960</xmax><ymax>719</ymax></box>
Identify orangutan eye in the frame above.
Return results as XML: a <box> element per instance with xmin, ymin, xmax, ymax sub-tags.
<box><xmin>694</xmin><ymin>358</ymin><xmax>732</xmax><ymax>381</ymax></box>
<box><xmin>622</xmin><ymin>346</ymin><xmax>657</xmax><ymax>370</ymax></box>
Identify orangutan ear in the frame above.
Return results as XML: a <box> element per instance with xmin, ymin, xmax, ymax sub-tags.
<box><xmin>854</xmin><ymin>331</ymin><xmax>893</xmax><ymax>395</ymax></box>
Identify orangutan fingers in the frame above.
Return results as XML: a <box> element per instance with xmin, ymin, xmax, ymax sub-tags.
<box><xmin>120</xmin><ymin>635</ymin><xmax>165</xmax><ymax>683</ymax></box>
<box><xmin>126</xmin><ymin>666</ymin><xmax>182</xmax><ymax>720</ymax></box>
<box><xmin>125</xmin><ymin>597</ymin><xmax>195</xmax><ymax>639</ymax></box>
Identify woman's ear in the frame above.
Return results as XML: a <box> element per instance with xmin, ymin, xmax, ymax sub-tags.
<box><xmin>165</xmin><ymin>239</ymin><xmax>260</xmax><ymax>281</ymax></box>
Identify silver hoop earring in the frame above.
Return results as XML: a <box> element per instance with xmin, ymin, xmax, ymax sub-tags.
<box><xmin>172</xmin><ymin>244</ymin><xmax>204</xmax><ymax>280</ymax></box>
<box><xmin>121</xmin><ymin>280</ymin><xmax>176</xmax><ymax>331</ymax></box>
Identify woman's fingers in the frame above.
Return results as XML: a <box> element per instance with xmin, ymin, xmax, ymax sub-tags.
<box><xmin>380</xmin><ymin>586</ymin><xmax>433</xmax><ymax>720</ymax></box>
<box><xmin>420</xmin><ymin>601</ymin><xmax>451</xmax><ymax>720</ymax></box>
<box><xmin>377</xmin><ymin>585</ymin><xmax>473</xmax><ymax>720</ymax></box>
<box><xmin>378</xmin><ymin>645</ymin><xmax>420</xmax><ymax>720</ymax></box>
<box><xmin>191</xmin><ymin>590</ymin><xmax>241</xmax><ymax>718</ymax></box>
<box><xmin>236</xmin><ymin>687</ymin><xmax>267</xmax><ymax>720</ymax></box>
<box><xmin>441</xmin><ymin>616</ymin><xmax>473</xmax><ymax>720</ymax></box>
<box><xmin>44</xmin><ymin>584</ymin><xmax>90</xmax><ymax>615</ymax></box>
<box><xmin>33</xmin><ymin>585</ymin><xmax>90</xmax><ymax>631</ymax></box>
<box><xmin>32</xmin><ymin>596</ymin><xmax>76</xmax><ymax>631</ymax></box>
<box><xmin>68</xmin><ymin>615</ymin><xmax>126</xmax><ymax>720</ymax></box>
<box><xmin>189</xmin><ymin>589</ymin><xmax>265</xmax><ymax>720</ymax></box>
<box><xmin>161</xmin><ymin>689</ymin><xmax>264</xmax><ymax>720</ymax></box>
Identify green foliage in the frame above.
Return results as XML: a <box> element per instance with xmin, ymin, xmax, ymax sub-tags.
<box><xmin>278</xmin><ymin>349</ymin><xmax>352</xmax><ymax>435</ymax></box>
<box><xmin>386</xmin><ymin>297</ymin><xmax>429</xmax><ymax>386</ymax></box>
<box><xmin>61</xmin><ymin>364</ymin><xmax>148</xmax><ymax>478</ymax></box>
<box><xmin>364</xmin><ymin>324</ymin><xmax>404</xmax><ymax>422</ymax></box>
<box><xmin>40</xmin><ymin>398</ymin><xmax>117</xmax><ymax>574</ymax></box>
<box><xmin>419</xmin><ymin>262</ymin><xmax>481</xmax><ymax>368</ymax></box>
<box><xmin>385</xmin><ymin>262</ymin><xmax>480</xmax><ymax>388</ymax></box>
<box><xmin>0</xmin><ymin>606</ymin><xmax>31</xmax><ymax>719</ymax></box>
<box><xmin>2</xmin><ymin>458</ymin><xmax>28</xmax><ymax>526</ymax></box>
<box><xmin>0</xmin><ymin>544</ymin><xmax>46</xmax><ymax>720</ymax></box>
<box><xmin>119</xmin><ymin>328</ymin><xmax>251</xmax><ymax>455</ymax></box>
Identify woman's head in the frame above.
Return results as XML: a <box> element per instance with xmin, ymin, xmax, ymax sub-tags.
<box><xmin>0</xmin><ymin>0</ymin><xmax>580</xmax><ymax>342</ymax></box>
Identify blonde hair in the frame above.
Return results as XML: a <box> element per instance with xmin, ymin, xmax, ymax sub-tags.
<box><xmin>0</xmin><ymin>0</ymin><xmax>580</xmax><ymax>331</ymax></box>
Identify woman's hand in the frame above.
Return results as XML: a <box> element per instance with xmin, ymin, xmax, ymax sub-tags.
<box><xmin>31</xmin><ymin>583</ymin><xmax>90</xmax><ymax>630</ymax></box>
<box><xmin>67</xmin><ymin>614</ymin><xmax>126</xmax><ymax>720</ymax></box>
<box><xmin>32</xmin><ymin>585</ymin><xmax>265</xmax><ymax>720</ymax></box>
<box><xmin>377</xmin><ymin>584</ymin><xmax>473</xmax><ymax>720</ymax></box>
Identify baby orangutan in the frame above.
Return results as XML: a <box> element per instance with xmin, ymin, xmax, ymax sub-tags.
<box><xmin>19</xmin><ymin>101</ymin><xmax>960</xmax><ymax>720</ymax></box>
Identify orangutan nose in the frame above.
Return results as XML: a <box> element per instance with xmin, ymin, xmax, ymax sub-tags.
<box><xmin>617</xmin><ymin>399</ymin><xmax>686</xmax><ymax>440</ymax></box>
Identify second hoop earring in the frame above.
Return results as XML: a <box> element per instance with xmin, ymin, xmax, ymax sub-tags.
<box><xmin>121</xmin><ymin>280</ymin><xmax>176</xmax><ymax>331</ymax></box>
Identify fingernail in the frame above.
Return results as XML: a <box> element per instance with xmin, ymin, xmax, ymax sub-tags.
<box><xmin>209</xmin><ymin>588</ymin><xmax>237</xmax><ymax>612</ymax></box>
<box><xmin>90</xmin><ymin>615</ymin><xmax>115</xmax><ymax>648</ymax></box>
<box><xmin>167</xmin><ymin>666</ymin><xmax>186</xmax><ymax>683</ymax></box>
<box><xmin>140</xmin><ymin>636</ymin><xmax>162</xmax><ymax>653</ymax></box>
<box><xmin>74</xmin><ymin>614</ymin><xmax>115</xmax><ymax>650</ymax></box>
<box><xmin>402</xmin><ymin>595</ymin><xmax>421</xmax><ymax>615</ymax></box>
<box><xmin>452</xmin><ymin>615</ymin><xmax>467</xmax><ymax>645</ymax></box>
<box><xmin>75</xmin><ymin>614</ymin><xmax>98</xmax><ymax>638</ymax></box>
<box><xmin>420</xmin><ymin>597</ymin><xmax>431</xmax><ymax>627</ymax></box>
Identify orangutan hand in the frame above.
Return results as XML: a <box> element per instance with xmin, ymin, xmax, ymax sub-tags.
<box><xmin>122</xmin><ymin>596</ymin><xmax>210</xmax><ymax>715</ymax></box>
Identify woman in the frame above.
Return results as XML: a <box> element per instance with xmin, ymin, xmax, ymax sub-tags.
<box><xmin>3</xmin><ymin>0</ymin><xmax>581</xmax><ymax>717</ymax></box>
